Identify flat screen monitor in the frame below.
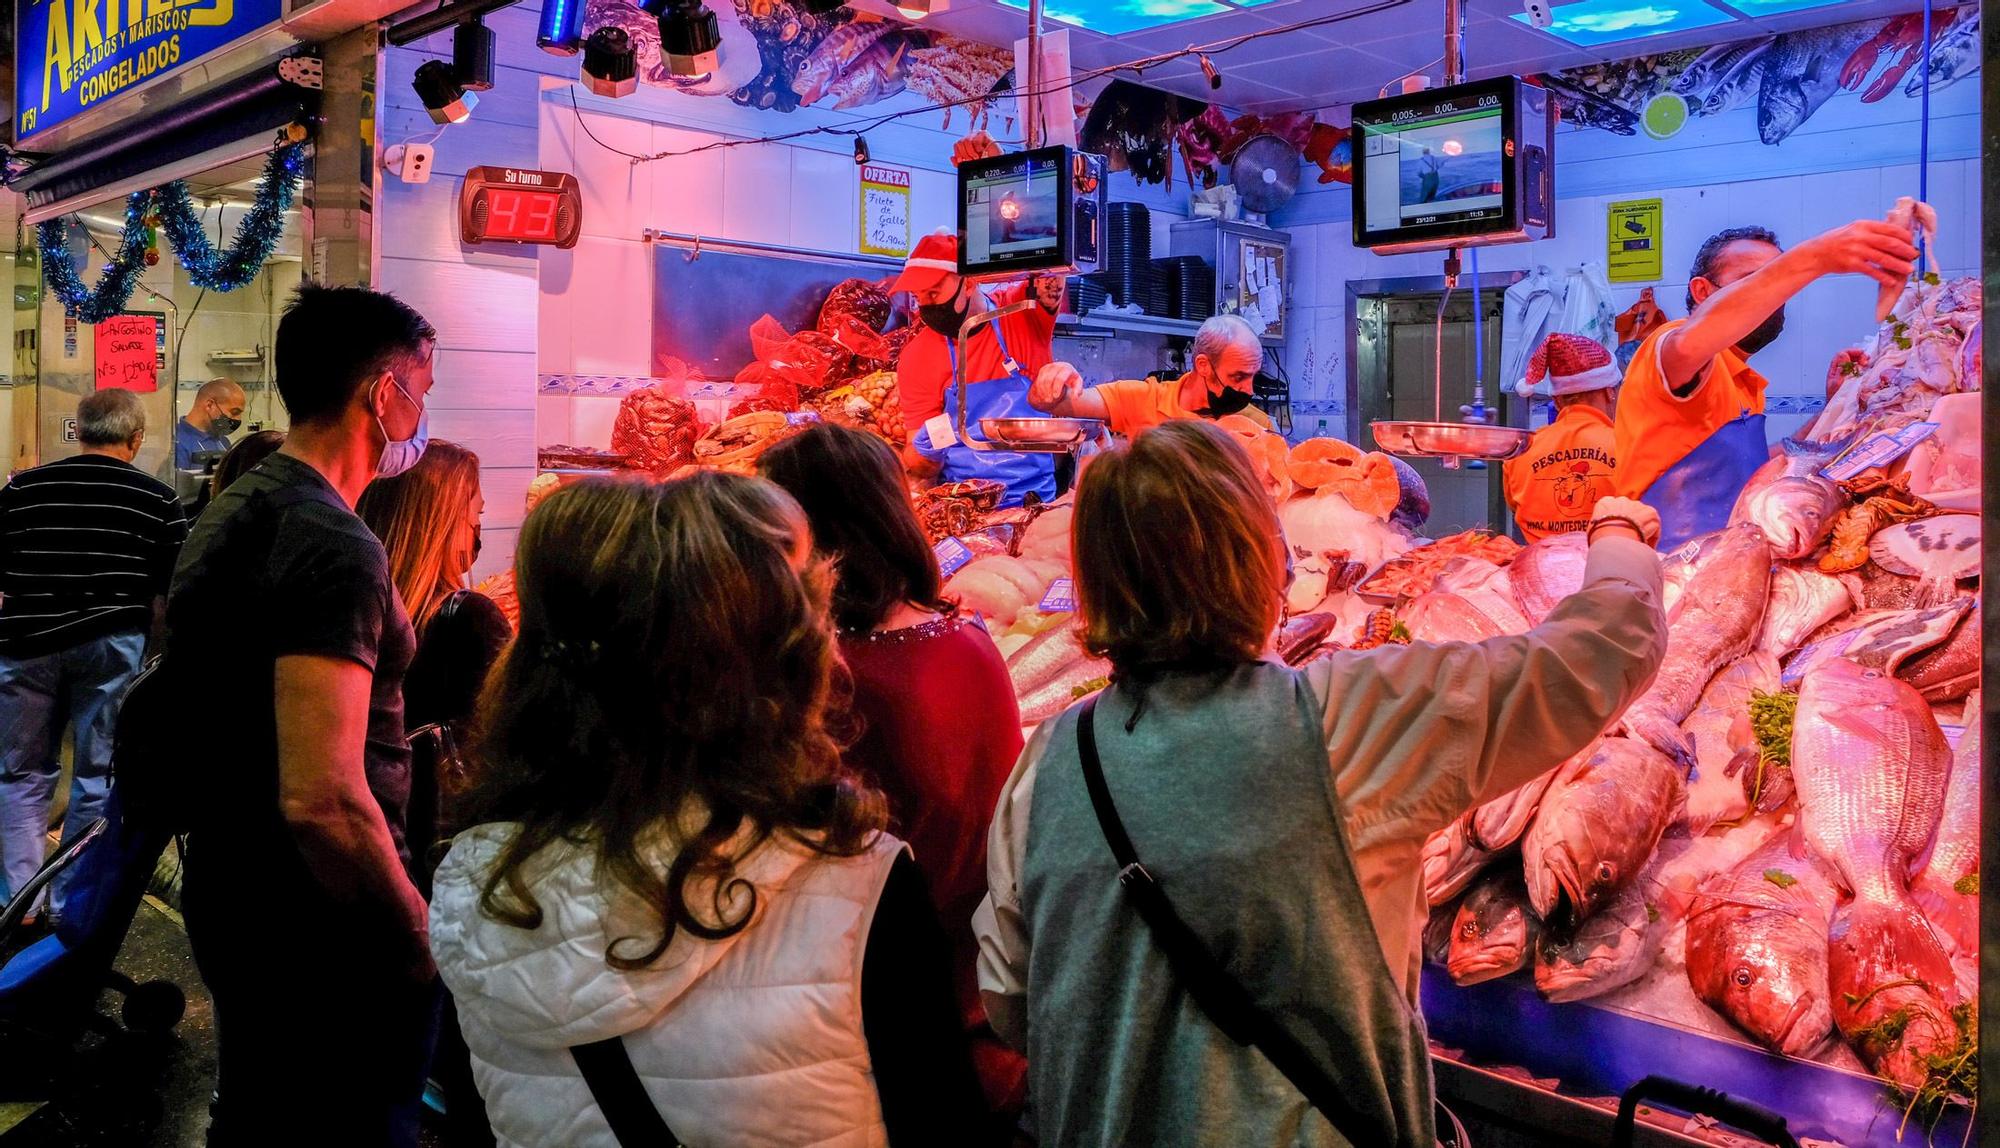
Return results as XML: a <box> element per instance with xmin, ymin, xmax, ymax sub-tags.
<box><xmin>957</xmin><ymin>145</ymin><xmax>1105</xmax><ymax>280</ymax></box>
<box><xmin>1351</xmin><ymin>76</ymin><xmax>1552</xmax><ymax>254</ymax></box>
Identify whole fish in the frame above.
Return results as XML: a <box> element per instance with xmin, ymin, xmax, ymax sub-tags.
<box><xmin>1699</xmin><ymin>53</ymin><xmax>1767</xmax><ymax>116</ymax></box>
<box><xmin>1728</xmin><ymin>435</ymin><xmax>1852</xmax><ymax>559</ymax></box>
<box><xmin>1433</xmin><ymin>559</ymin><xmax>1530</xmax><ymax>635</ymax></box>
<box><xmin>1658</xmin><ymin>529</ymin><xmax>1725</xmax><ymax>617</ymax></box>
<box><xmin>1758</xmin><ymin>24</ymin><xmax>1876</xmax><ymax>144</ymax></box>
<box><xmin>1672</xmin><ymin>37</ymin><xmax>1772</xmax><ymax>102</ymax></box>
<box><xmin>1783</xmin><ymin>598</ymin><xmax>1972</xmax><ymax>688</ymax></box>
<box><xmin>1523</xmin><ymin>737</ymin><xmax>1682</xmax><ymax>924</ymax></box>
<box><xmin>1755</xmin><ymin>566</ymin><xmax>1853</xmax><ymax>660</ymax></box>
<box><xmin>1403</xmin><ymin>590</ymin><xmax>1507</xmax><ymax>644</ymax></box>
<box><xmin>1679</xmin><ymin>652</ymin><xmax>1778</xmax><ymax>834</ymax></box>
<box><xmin>1469</xmin><ymin>767</ymin><xmax>1562</xmax><ymax>852</ymax></box>
<box><xmin>1898</xmin><ymin>602</ymin><xmax>1980</xmax><ymax>702</ymax></box>
<box><xmin>1619</xmin><ymin>523</ymin><xmax>1772</xmax><ymax>767</ymax></box>
<box><xmin>1005</xmin><ymin>624</ymin><xmax>1088</xmax><ymax>696</ymax></box>
<box><xmin>1423</xmin><ymin>816</ymin><xmax>1497</xmax><ymax>908</ymax></box>
<box><xmin>1912</xmin><ymin>689</ymin><xmax>1978</xmax><ymax>982</ymax></box>
<box><xmin>824</xmin><ymin>35</ymin><xmax>910</xmax><ymax>110</ymax></box>
<box><xmin>790</xmin><ymin>23</ymin><xmax>895</xmax><ymax>105</ymax></box>
<box><xmin>1685</xmin><ymin>836</ymin><xmax>1841</xmax><ymax>1057</ymax></box>
<box><xmin>1905</xmin><ymin>7</ymin><xmax>1979</xmax><ymax>96</ymax></box>
<box><xmin>1535</xmin><ymin>859</ymin><xmax>1672</xmax><ymax>1003</ymax></box>
<box><xmin>1447</xmin><ymin>869</ymin><xmax>1540</xmax><ymax>986</ymax></box>
<box><xmin>1794</xmin><ymin>657</ymin><xmax>1958</xmax><ymax>1089</ymax></box>
<box><xmin>1508</xmin><ymin>532</ymin><xmax>1588</xmax><ymax>626</ymax></box>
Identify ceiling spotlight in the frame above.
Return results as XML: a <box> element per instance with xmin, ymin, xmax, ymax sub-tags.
<box><xmin>454</xmin><ymin>17</ymin><xmax>496</xmax><ymax>91</ymax></box>
<box><xmin>1198</xmin><ymin>52</ymin><xmax>1221</xmax><ymax>90</ymax></box>
<box><xmin>853</xmin><ymin>135</ymin><xmax>870</xmax><ymax>165</ymax></box>
<box><xmin>582</xmin><ymin>27</ymin><xmax>639</xmax><ymax>97</ymax></box>
<box><xmin>413</xmin><ymin>58</ymin><xmax>478</xmax><ymax>124</ymax></box>
<box><xmin>892</xmin><ymin>0</ymin><xmax>946</xmax><ymax>18</ymax></box>
<box><xmin>651</xmin><ymin>0</ymin><xmax>722</xmax><ymax>76</ymax></box>
<box><xmin>538</xmin><ymin>0</ymin><xmax>589</xmax><ymax>54</ymax></box>
<box><xmin>797</xmin><ymin>0</ymin><xmax>846</xmax><ymax>11</ymax></box>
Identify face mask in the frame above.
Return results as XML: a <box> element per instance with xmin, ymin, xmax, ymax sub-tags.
<box><xmin>1200</xmin><ymin>386</ymin><xmax>1254</xmax><ymax>417</ymax></box>
<box><xmin>1736</xmin><ymin>306</ymin><xmax>1786</xmax><ymax>355</ymax></box>
<box><xmin>210</xmin><ymin>414</ymin><xmax>242</xmax><ymax>436</ymax></box>
<box><xmin>470</xmin><ymin>524</ymin><xmax>483</xmax><ymax>561</ymax></box>
<box><xmin>375</xmin><ymin>376</ymin><xmax>430</xmax><ymax>479</ymax></box>
<box><xmin>919</xmin><ymin>299</ymin><xmax>967</xmax><ymax>337</ymax></box>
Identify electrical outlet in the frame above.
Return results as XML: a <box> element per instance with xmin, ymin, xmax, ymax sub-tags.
<box><xmin>382</xmin><ymin>143</ymin><xmax>435</xmax><ymax>184</ymax></box>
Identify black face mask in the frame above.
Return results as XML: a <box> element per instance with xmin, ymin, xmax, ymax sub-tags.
<box><xmin>471</xmin><ymin>525</ymin><xmax>483</xmax><ymax>562</ymax></box>
<box><xmin>1736</xmin><ymin>306</ymin><xmax>1785</xmax><ymax>355</ymax></box>
<box><xmin>1200</xmin><ymin>386</ymin><xmax>1254</xmax><ymax>417</ymax></box>
<box><xmin>919</xmin><ymin>299</ymin><xmax>967</xmax><ymax>338</ymax></box>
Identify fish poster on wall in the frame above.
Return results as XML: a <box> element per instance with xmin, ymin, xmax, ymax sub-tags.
<box><xmin>585</xmin><ymin>0</ymin><xmax>1014</xmax><ymax>118</ymax></box>
<box><xmin>1540</xmin><ymin>4</ymin><xmax>1979</xmax><ymax>144</ymax></box>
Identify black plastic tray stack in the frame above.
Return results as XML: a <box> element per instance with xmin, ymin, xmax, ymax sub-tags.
<box><xmin>1090</xmin><ymin>201</ymin><xmax>1155</xmax><ymax>311</ymax></box>
<box><xmin>1067</xmin><ymin>275</ymin><xmax>1109</xmax><ymax>315</ymax></box>
<box><xmin>1152</xmin><ymin>256</ymin><xmax>1217</xmax><ymax>321</ymax></box>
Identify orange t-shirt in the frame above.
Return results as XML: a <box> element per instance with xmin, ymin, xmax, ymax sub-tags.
<box><xmin>1612</xmin><ymin>319</ymin><xmax>1769</xmax><ymax>498</ymax></box>
<box><xmin>895</xmin><ymin>282</ymin><xmax>1059</xmax><ymax>433</ymax></box>
<box><xmin>1503</xmin><ymin>403</ymin><xmax>1618</xmax><ymax>543</ymax></box>
<box><xmin>1092</xmin><ymin>375</ymin><xmax>1272</xmax><ymax>439</ymax></box>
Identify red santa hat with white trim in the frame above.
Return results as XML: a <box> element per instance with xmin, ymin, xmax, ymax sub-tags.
<box><xmin>1517</xmin><ymin>332</ymin><xmax>1620</xmax><ymax>398</ymax></box>
<box><xmin>890</xmin><ymin>229</ymin><xmax>959</xmax><ymax>296</ymax></box>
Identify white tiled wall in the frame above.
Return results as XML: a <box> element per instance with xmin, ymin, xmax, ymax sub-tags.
<box><xmin>1278</xmin><ymin>158</ymin><xmax>1983</xmax><ymax>444</ymax></box>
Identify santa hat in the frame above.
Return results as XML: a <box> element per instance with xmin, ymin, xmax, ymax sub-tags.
<box><xmin>890</xmin><ymin>229</ymin><xmax>959</xmax><ymax>295</ymax></box>
<box><xmin>1517</xmin><ymin>332</ymin><xmax>1620</xmax><ymax>398</ymax></box>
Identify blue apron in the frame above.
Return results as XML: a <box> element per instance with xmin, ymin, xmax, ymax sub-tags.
<box><xmin>1640</xmin><ymin>409</ymin><xmax>1767</xmax><ymax>552</ymax></box>
<box><xmin>911</xmin><ymin>325</ymin><xmax>1056</xmax><ymax>507</ymax></box>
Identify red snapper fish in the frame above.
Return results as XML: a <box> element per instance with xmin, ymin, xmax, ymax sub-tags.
<box><xmin>1522</xmin><ymin>737</ymin><xmax>1683</xmax><ymax>924</ymax></box>
<box><xmin>1911</xmin><ymin>690</ymin><xmax>1979</xmax><ymax>997</ymax></box>
<box><xmin>1677</xmin><ymin>652</ymin><xmax>1778</xmax><ymax>834</ymax></box>
<box><xmin>1729</xmin><ymin>436</ymin><xmax>1851</xmax><ymax>560</ymax></box>
<box><xmin>1685</xmin><ymin>836</ymin><xmax>1841</xmax><ymax>1057</ymax></box>
<box><xmin>1618</xmin><ymin>523</ymin><xmax>1773</xmax><ymax>768</ymax></box>
<box><xmin>1446</xmin><ymin>869</ymin><xmax>1540</xmax><ymax>986</ymax></box>
<box><xmin>1794</xmin><ymin>657</ymin><xmax>1958</xmax><ymax>1089</ymax></box>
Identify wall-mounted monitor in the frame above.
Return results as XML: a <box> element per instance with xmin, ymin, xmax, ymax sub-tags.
<box><xmin>957</xmin><ymin>145</ymin><xmax>1106</xmax><ymax>281</ymax></box>
<box><xmin>1351</xmin><ymin>76</ymin><xmax>1553</xmax><ymax>254</ymax></box>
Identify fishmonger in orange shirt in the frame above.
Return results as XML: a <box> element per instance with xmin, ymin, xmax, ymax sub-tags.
<box><xmin>1503</xmin><ymin>333</ymin><xmax>1619</xmax><ymax>543</ymax></box>
<box><xmin>1025</xmin><ymin>314</ymin><xmax>1272</xmax><ymax>437</ymax></box>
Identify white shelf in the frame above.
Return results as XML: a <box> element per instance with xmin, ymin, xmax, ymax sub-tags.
<box><xmin>1063</xmin><ymin>311</ymin><xmax>1204</xmax><ymax>339</ymax></box>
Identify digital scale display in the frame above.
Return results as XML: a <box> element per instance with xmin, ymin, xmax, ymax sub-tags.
<box><xmin>1350</xmin><ymin>76</ymin><xmax>1552</xmax><ymax>254</ymax></box>
<box><xmin>459</xmin><ymin>167</ymin><xmax>583</xmax><ymax>249</ymax></box>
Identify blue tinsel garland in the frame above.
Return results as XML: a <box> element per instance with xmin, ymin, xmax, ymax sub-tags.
<box><xmin>36</xmin><ymin>191</ymin><xmax>152</xmax><ymax>323</ymax></box>
<box><xmin>156</xmin><ymin>141</ymin><xmax>306</xmax><ymax>291</ymax></box>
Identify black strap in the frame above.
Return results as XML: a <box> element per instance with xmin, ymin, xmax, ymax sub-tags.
<box><xmin>1076</xmin><ymin>695</ymin><xmax>1391</xmax><ymax>1147</ymax></box>
<box><xmin>571</xmin><ymin>1037</ymin><xmax>683</xmax><ymax>1147</ymax></box>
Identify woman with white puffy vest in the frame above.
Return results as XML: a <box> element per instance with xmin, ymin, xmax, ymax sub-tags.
<box><xmin>428</xmin><ymin>472</ymin><xmax>989</xmax><ymax>1147</ymax></box>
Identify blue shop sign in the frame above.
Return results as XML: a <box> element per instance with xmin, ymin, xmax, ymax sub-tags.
<box><xmin>15</xmin><ymin>0</ymin><xmax>283</xmax><ymax>142</ymax></box>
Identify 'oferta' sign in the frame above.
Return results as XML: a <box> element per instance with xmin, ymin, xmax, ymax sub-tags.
<box><xmin>15</xmin><ymin>0</ymin><xmax>282</xmax><ymax>142</ymax></box>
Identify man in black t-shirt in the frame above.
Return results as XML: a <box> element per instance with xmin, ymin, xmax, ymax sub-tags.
<box><xmin>164</xmin><ymin>284</ymin><xmax>439</xmax><ymax>1148</ymax></box>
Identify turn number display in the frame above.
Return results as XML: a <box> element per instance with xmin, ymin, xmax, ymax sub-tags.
<box><xmin>460</xmin><ymin>167</ymin><xmax>583</xmax><ymax>249</ymax></box>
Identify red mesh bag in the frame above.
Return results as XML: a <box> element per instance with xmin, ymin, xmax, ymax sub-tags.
<box><xmin>610</xmin><ymin>385</ymin><xmax>701</xmax><ymax>474</ymax></box>
<box><xmin>818</xmin><ymin>278</ymin><xmax>892</xmax><ymax>336</ymax></box>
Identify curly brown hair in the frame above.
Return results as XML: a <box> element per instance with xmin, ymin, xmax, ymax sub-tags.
<box><xmin>464</xmin><ymin>471</ymin><xmax>886</xmax><ymax>970</ymax></box>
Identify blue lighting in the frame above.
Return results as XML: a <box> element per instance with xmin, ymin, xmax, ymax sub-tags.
<box><xmin>538</xmin><ymin>0</ymin><xmax>589</xmax><ymax>55</ymax></box>
<box><xmin>1512</xmin><ymin>0</ymin><xmax>1733</xmax><ymax>44</ymax></box>
<box><xmin>997</xmin><ymin>0</ymin><xmax>1231</xmax><ymax>35</ymax></box>
<box><xmin>1712</xmin><ymin>0</ymin><xmax>1856</xmax><ymax>14</ymax></box>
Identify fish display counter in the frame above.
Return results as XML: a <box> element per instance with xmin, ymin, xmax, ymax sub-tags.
<box><xmin>944</xmin><ymin>274</ymin><xmax>1986</xmax><ymax>1145</ymax></box>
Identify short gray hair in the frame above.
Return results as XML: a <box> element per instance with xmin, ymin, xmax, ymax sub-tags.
<box><xmin>78</xmin><ymin>388</ymin><xmax>146</xmax><ymax>446</ymax></box>
<box><xmin>1192</xmin><ymin>314</ymin><xmax>1261</xmax><ymax>367</ymax></box>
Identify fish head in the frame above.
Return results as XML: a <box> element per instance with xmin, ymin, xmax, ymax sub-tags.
<box><xmin>1827</xmin><ymin>900</ymin><xmax>1962</xmax><ymax>1088</ymax></box>
<box><xmin>1758</xmin><ymin>82</ymin><xmax>1808</xmax><ymax>144</ymax></box>
<box><xmin>1687</xmin><ymin>906</ymin><xmax>1833</xmax><ymax>1056</ymax></box>
<box><xmin>1524</xmin><ymin>740</ymin><xmax>1679</xmax><ymax>922</ymax></box>
<box><xmin>1743</xmin><ymin>478</ymin><xmax>1841</xmax><ymax>559</ymax></box>
<box><xmin>1798</xmin><ymin>654</ymin><xmax>1906</xmax><ymax>720</ymax></box>
<box><xmin>1532</xmin><ymin>899</ymin><xmax>1650</xmax><ymax>1003</ymax></box>
<box><xmin>1446</xmin><ymin>874</ymin><xmax>1535</xmax><ymax>985</ymax></box>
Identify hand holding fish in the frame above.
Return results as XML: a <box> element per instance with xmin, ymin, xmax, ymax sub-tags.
<box><xmin>1588</xmin><ymin>497</ymin><xmax>1661</xmax><ymax>547</ymax></box>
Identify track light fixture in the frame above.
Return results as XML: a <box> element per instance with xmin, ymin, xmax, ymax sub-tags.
<box><xmin>454</xmin><ymin>17</ymin><xmax>496</xmax><ymax>91</ymax></box>
<box><xmin>797</xmin><ymin>0</ymin><xmax>847</xmax><ymax>12</ymax></box>
<box><xmin>538</xmin><ymin>0</ymin><xmax>589</xmax><ymax>54</ymax></box>
<box><xmin>853</xmin><ymin>135</ymin><xmax>870</xmax><ymax>165</ymax></box>
<box><xmin>1198</xmin><ymin>52</ymin><xmax>1221</xmax><ymax>90</ymax></box>
<box><xmin>582</xmin><ymin>27</ymin><xmax>639</xmax><ymax>97</ymax></box>
<box><xmin>413</xmin><ymin>58</ymin><xmax>478</xmax><ymax>125</ymax></box>
<box><xmin>643</xmin><ymin>0</ymin><xmax>722</xmax><ymax>76</ymax></box>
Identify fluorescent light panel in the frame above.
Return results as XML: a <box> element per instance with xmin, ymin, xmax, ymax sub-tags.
<box><xmin>1510</xmin><ymin>0</ymin><xmax>1734</xmax><ymax>45</ymax></box>
<box><xmin>997</xmin><ymin>0</ymin><xmax>1231</xmax><ymax>35</ymax></box>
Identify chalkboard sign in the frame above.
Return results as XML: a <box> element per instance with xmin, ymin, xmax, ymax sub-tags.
<box><xmin>94</xmin><ymin>314</ymin><xmax>160</xmax><ymax>393</ymax></box>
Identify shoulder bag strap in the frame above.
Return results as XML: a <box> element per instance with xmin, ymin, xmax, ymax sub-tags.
<box><xmin>570</xmin><ymin>1037</ymin><xmax>684</xmax><ymax>1148</ymax></box>
<box><xmin>1076</xmin><ymin>695</ymin><xmax>1390</xmax><ymax>1148</ymax></box>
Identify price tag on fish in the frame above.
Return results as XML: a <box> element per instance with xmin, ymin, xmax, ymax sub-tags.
<box><xmin>1038</xmin><ymin>577</ymin><xmax>1076</xmax><ymax>614</ymax></box>
<box><xmin>1819</xmin><ymin>422</ymin><xmax>1938</xmax><ymax>482</ymax></box>
<box><xmin>933</xmin><ymin>536</ymin><xmax>975</xmax><ymax>577</ymax></box>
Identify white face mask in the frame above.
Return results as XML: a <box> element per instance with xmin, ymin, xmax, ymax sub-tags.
<box><xmin>375</xmin><ymin>375</ymin><xmax>430</xmax><ymax>479</ymax></box>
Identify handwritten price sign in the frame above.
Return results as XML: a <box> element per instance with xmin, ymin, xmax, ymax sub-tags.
<box><xmin>93</xmin><ymin>314</ymin><xmax>160</xmax><ymax>393</ymax></box>
<box><xmin>859</xmin><ymin>164</ymin><xmax>911</xmax><ymax>257</ymax></box>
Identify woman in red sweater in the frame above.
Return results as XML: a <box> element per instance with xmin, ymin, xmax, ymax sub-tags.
<box><xmin>761</xmin><ymin>424</ymin><xmax>1027</xmax><ymax>1133</ymax></box>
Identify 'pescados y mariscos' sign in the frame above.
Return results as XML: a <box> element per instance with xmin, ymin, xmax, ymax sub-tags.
<box><xmin>15</xmin><ymin>0</ymin><xmax>282</xmax><ymax>142</ymax></box>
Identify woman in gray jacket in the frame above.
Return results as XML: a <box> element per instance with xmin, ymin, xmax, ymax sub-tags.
<box><xmin>974</xmin><ymin>420</ymin><xmax>1667</xmax><ymax>1147</ymax></box>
